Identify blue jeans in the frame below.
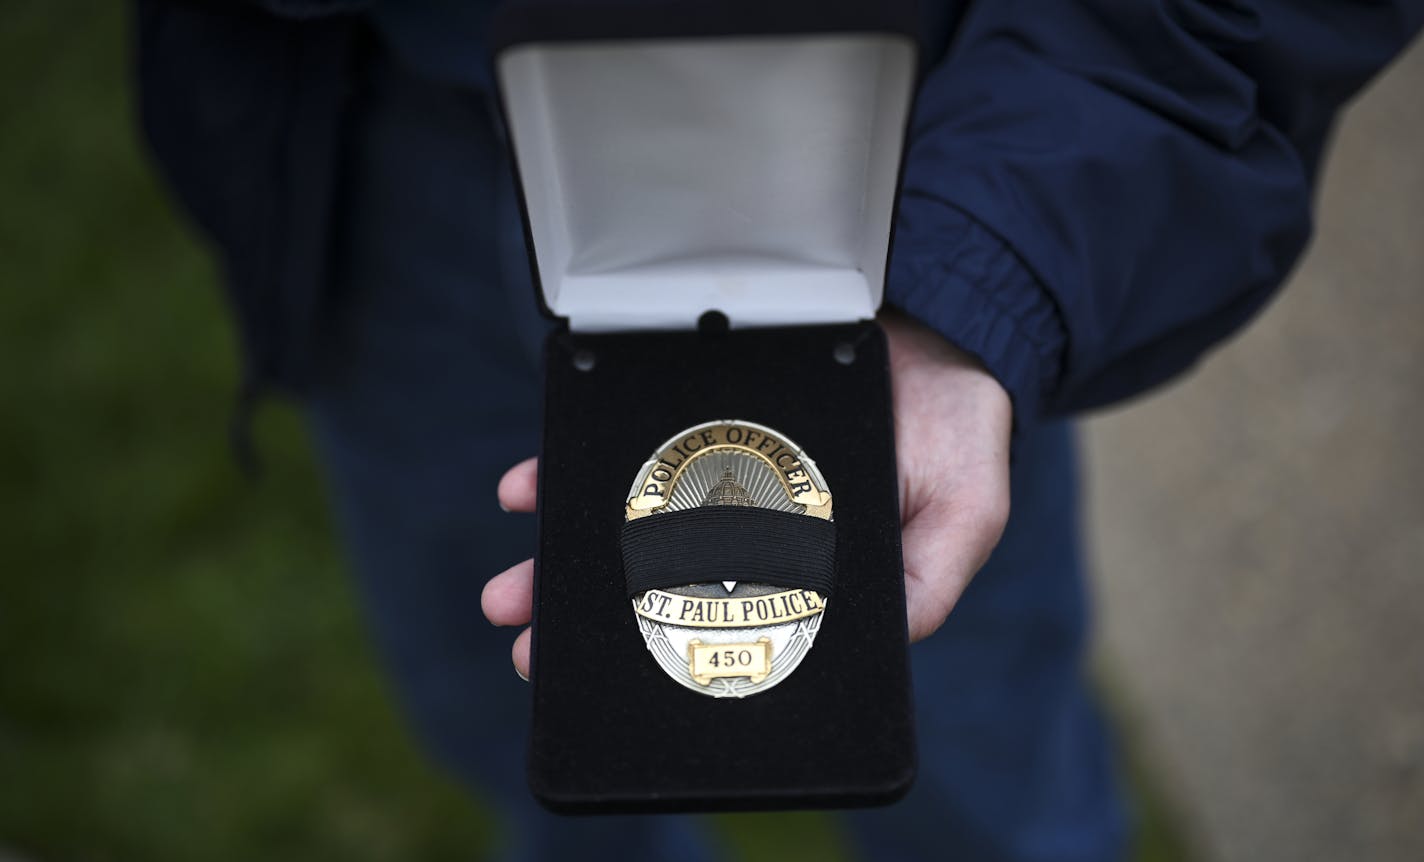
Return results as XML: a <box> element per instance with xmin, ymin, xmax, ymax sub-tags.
<box><xmin>305</xmin><ymin>52</ymin><xmax>1126</xmax><ymax>862</ymax></box>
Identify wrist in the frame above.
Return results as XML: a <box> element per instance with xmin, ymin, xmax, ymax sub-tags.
<box><xmin>880</xmin><ymin>310</ymin><xmax>1013</xmax><ymax>434</ymax></box>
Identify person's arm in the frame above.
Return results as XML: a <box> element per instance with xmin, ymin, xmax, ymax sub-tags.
<box><xmin>891</xmin><ymin>0</ymin><xmax>1424</xmax><ymax>426</ymax></box>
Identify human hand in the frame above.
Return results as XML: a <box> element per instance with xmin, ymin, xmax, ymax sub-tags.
<box><xmin>878</xmin><ymin>310</ymin><xmax>1011</xmax><ymax>640</ymax></box>
<box><xmin>483</xmin><ymin>312</ymin><xmax>1012</xmax><ymax>679</ymax></box>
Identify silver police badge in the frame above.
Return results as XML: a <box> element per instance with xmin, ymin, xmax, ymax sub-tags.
<box><xmin>624</xmin><ymin>420</ymin><xmax>833</xmax><ymax>698</ymax></box>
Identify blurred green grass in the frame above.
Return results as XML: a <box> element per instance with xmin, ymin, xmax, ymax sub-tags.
<box><xmin>0</xmin><ymin>3</ymin><xmax>1190</xmax><ymax>860</ymax></box>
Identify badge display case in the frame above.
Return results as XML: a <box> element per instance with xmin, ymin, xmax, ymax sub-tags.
<box><xmin>492</xmin><ymin>0</ymin><xmax>920</xmax><ymax>813</ymax></box>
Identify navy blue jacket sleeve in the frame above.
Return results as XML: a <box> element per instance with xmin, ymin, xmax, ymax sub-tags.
<box><xmin>887</xmin><ymin>0</ymin><xmax>1424</xmax><ymax>425</ymax></box>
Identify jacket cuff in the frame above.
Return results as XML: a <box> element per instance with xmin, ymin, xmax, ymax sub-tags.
<box><xmin>885</xmin><ymin>197</ymin><xmax>1066</xmax><ymax>428</ymax></box>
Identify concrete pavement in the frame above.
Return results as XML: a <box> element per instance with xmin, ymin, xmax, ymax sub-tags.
<box><xmin>1086</xmin><ymin>36</ymin><xmax>1424</xmax><ymax>862</ymax></box>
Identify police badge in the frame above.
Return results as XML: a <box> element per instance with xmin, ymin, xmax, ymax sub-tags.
<box><xmin>623</xmin><ymin>420</ymin><xmax>835</xmax><ymax>697</ymax></box>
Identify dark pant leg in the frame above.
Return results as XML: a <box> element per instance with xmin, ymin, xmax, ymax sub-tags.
<box><xmin>845</xmin><ymin>422</ymin><xmax>1128</xmax><ymax>862</ymax></box>
<box><xmin>304</xmin><ymin>50</ymin><xmax>717</xmax><ymax>862</ymax></box>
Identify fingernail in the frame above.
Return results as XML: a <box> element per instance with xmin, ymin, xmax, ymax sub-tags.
<box><xmin>499</xmin><ymin>501</ymin><xmax>510</xmax><ymax>513</ymax></box>
<box><xmin>515</xmin><ymin>665</ymin><xmax>530</xmax><ymax>682</ymax></box>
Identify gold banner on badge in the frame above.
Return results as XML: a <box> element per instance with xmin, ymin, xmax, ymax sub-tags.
<box><xmin>632</xmin><ymin>588</ymin><xmax>826</xmax><ymax>629</ymax></box>
<box><xmin>625</xmin><ymin>421</ymin><xmax>834</xmax><ymax>521</ymax></box>
<box><xmin>687</xmin><ymin>638</ymin><xmax>772</xmax><ymax>685</ymax></box>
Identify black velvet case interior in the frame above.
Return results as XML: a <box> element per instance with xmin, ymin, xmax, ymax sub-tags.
<box><xmin>530</xmin><ymin>320</ymin><xmax>914</xmax><ymax>813</ymax></box>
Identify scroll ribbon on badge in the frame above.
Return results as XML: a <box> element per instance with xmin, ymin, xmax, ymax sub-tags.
<box><xmin>633</xmin><ymin>588</ymin><xmax>826</xmax><ymax>629</ymax></box>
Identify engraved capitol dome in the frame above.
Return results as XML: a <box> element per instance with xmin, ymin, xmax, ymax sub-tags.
<box><xmin>702</xmin><ymin>468</ymin><xmax>756</xmax><ymax>507</ymax></box>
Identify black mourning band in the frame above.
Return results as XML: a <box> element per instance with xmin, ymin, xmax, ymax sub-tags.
<box><xmin>621</xmin><ymin>506</ymin><xmax>837</xmax><ymax>598</ymax></box>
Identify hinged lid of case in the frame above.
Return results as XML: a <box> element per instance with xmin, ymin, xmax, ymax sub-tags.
<box><xmin>494</xmin><ymin>4</ymin><xmax>918</xmax><ymax>332</ymax></box>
